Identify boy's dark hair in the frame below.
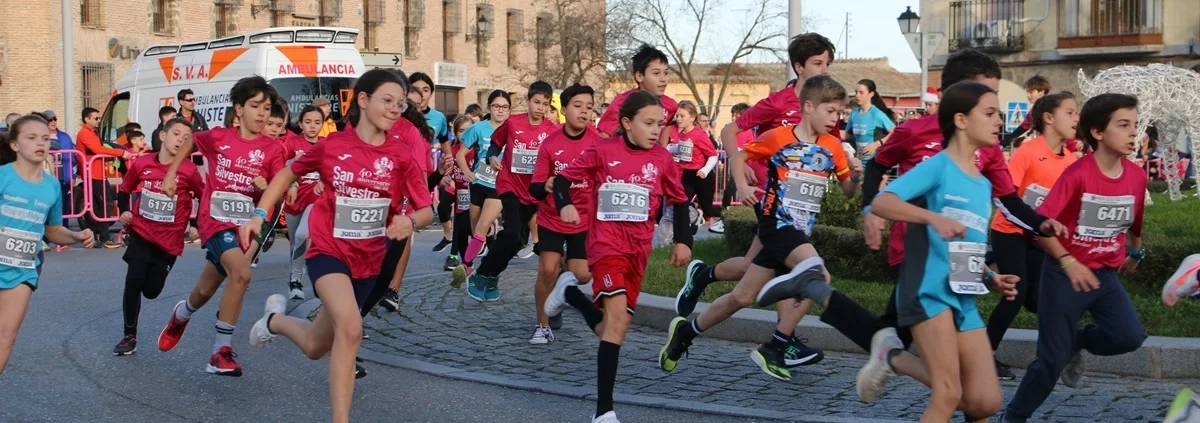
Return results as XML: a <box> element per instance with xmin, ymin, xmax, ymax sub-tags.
<box><xmin>731</xmin><ymin>102</ymin><xmax>751</xmax><ymax>115</ymax></box>
<box><xmin>528</xmin><ymin>80</ymin><xmax>554</xmax><ymax>100</ymax></box>
<box><xmin>230</xmin><ymin>75</ymin><xmax>277</xmax><ymax>108</ymax></box>
<box><xmin>788</xmin><ymin>33</ymin><xmax>836</xmax><ymax>68</ymax></box>
<box><xmin>559</xmin><ymin>83</ymin><xmax>595</xmax><ymax>106</ymax></box>
<box><xmin>1024</xmin><ymin>75</ymin><xmax>1051</xmax><ymax>93</ymax></box>
<box><xmin>940</xmin><ymin>49</ymin><xmax>1002</xmax><ymax>91</ymax></box>
<box><xmin>127</xmin><ymin>130</ymin><xmax>145</xmax><ymax>140</ymax></box>
<box><xmin>82</xmin><ymin>107</ymin><xmax>100</xmax><ymax>121</ymax></box>
<box><xmin>615</xmin><ymin>90</ymin><xmax>663</xmax><ymax>136</ymax></box>
<box><xmin>631</xmin><ymin>44</ymin><xmax>669</xmax><ymax>76</ymax></box>
<box><xmin>1079</xmin><ymin>93</ymin><xmax>1138</xmax><ymax>150</ymax></box>
<box><xmin>159</xmin><ymin>106</ymin><xmax>177</xmax><ymax>119</ymax></box>
<box><xmin>799</xmin><ymin>75</ymin><xmax>847</xmax><ymax>110</ymax></box>
<box><xmin>124</xmin><ymin>122</ymin><xmax>142</xmax><ymax>136</ymax></box>
<box><xmin>177</xmin><ymin>89</ymin><xmax>194</xmax><ymax>100</ymax></box>
<box><xmin>269</xmin><ymin>101</ymin><xmax>287</xmax><ymax>119</ymax></box>
<box><xmin>464</xmin><ymin>103</ymin><xmax>484</xmax><ymax>118</ymax></box>
<box><xmin>162</xmin><ymin>116</ymin><xmax>194</xmax><ymax>134</ymax></box>
<box><xmin>938</xmin><ymin>81</ymin><xmax>997</xmax><ymax>146</ymax></box>
<box><xmin>1029</xmin><ymin>91</ymin><xmax>1075</xmax><ymax>133</ymax></box>
<box><xmin>409</xmin><ymin>72</ymin><xmax>435</xmax><ymax>91</ymax></box>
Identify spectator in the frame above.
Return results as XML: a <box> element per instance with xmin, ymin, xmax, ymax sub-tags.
<box><xmin>151</xmin><ymin>106</ymin><xmax>177</xmax><ymax>151</ymax></box>
<box><xmin>312</xmin><ymin>97</ymin><xmax>337</xmax><ymax>136</ymax></box>
<box><xmin>40</xmin><ymin>110</ymin><xmax>78</xmax><ymax>215</ymax></box>
<box><xmin>176</xmin><ymin>88</ymin><xmax>209</xmax><ymax>131</ymax></box>
<box><xmin>3</xmin><ymin>112</ymin><xmax>20</xmax><ymax>132</ymax></box>
<box><xmin>115</xmin><ymin>122</ymin><xmax>141</xmax><ymax>148</ymax></box>
<box><xmin>75</xmin><ymin>107</ymin><xmax>130</xmax><ymax>248</ymax></box>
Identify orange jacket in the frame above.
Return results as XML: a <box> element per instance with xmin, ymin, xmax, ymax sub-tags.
<box><xmin>76</xmin><ymin>126</ymin><xmax>126</xmax><ymax>181</ymax></box>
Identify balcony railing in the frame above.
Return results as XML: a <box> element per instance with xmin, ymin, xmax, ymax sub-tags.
<box><xmin>1058</xmin><ymin>0</ymin><xmax>1163</xmax><ymax>48</ymax></box>
<box><xmin>948</xmin><ymin>0</ymin><xmax>1026</xmax><ymax>53</ymax></box>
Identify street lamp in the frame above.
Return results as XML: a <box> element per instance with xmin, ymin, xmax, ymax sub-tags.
<box><xmin>897</xmin><ymin>6</ymin><xmax>943</xmax><ymax>102</ymax></box>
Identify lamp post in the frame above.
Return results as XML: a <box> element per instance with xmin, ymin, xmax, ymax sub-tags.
<box><xmin>474</xmin><ymin>14</ymin><xmax>489</xmax><ymax>63</ymax></box>
<box><xmin>898</xmin><ymin>6</ymin><xmax>944</xmax><ymax>98</ymax></box>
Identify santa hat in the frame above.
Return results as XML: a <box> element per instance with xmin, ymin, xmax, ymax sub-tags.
<box><xmin>921</xmin><ymin>87</ymin><xmax>940</xmax><ymax>104</ymax></box>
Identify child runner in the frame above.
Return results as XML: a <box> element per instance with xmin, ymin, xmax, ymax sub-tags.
<box><xmin>983</xmin><ymin>92</ymin><xmax>1078</xmax><ymax>377</ymax></box>
<box><xmin>451</xmin><ymin>90</ymin><xmax>512</xmax><ymax>289</ymax></box>
<box><xmin>409</xmin><ymin>72</ymin><xmax>455</xmax><ymax>252</ymax></box>
<box><xmin>442</xmin><ymin>114</ymin><xmax>477</xmax><ymax>271</ymax></box>
<box><xmin>868</xmin><ymin>81</ymin><xmax>1016</xmax><ymax>423</ymax></box>
<box><xmin>543</xmin><ymin>90</ymin><xmax>693</xmax><ymax>423</ymax></box>
<box><xmin>669</xmin><ymin>100</ymin><xmax>721</xmax><ymax>231</ymax></box>
<box><xmin>598</xmin><ymin>45</ymin><xmax>677</xmax><ymax>145</ymax></box>
<box><xmin>846</xmin><ymin>79</ymin><xmax>896</xmax><ymax>159</ymax></box>
<box><xmin>113</xmin><ymin>117</ymin><xmax>203</xmax><ymax>356</ymax></box>
<box><xmin>0</xmin><ymin>115</ymin><xmax>95</xmax><ymax>374</ymax></box>
<box><xmin>675</xmin><ymin>33</ymin><xmax>836</xmax><ymax>367</ymax></box>
<box><xmin>529</xmin><ymin>83</ymin><xmax>600</xmax><ymax>344</ymax></box>
<box><xmin>251</xmin><ymin>101</ymin><xmax>291</xmax><ymax>268</ymax></box>
<box><xmin>244</xmin><ymin>68</ymin><xmax>433</xmax><ymax>423</ymax></box>
<box><xmin>1001</xmin><ymin>93</ymin><xmax>1149</xmax><ymax>423</ymax></box>
<box><xmin>156</xmin><ymin>76</ymin><xmax>287</xmax><ymax>377</ymax></box>
<box><xmin>658</xmin><ymin>75</ymin><xmax>861</xmax><ymax>380</ymax></box>
<box><xmin>283</xmin><ymin>105</ymin><xmax>327</xmax><ymax>300</ymax></box>
<box><xmin>464</xmin><ymin>81</ymin><xmax>559</xmax><ymax>302</ymax></box>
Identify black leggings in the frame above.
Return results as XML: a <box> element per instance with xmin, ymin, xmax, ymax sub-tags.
<box><xmin>721</xmin><ymin>172</ymin><xmax>736</xmax><ymax>209</ymax></box>
<box><xmin>437</xmin><ymin>190</ymin><xmax>454</xmax><ymax>224</ymax></box>
<box><xmin>361</xmin><ymin>239</ymin><xmax>408</xmax><ymax>317</ymax></box>
<box><xmin>450</xmin><ymin>210</ymin><xmax>471</xmax><ymax>258</ymax></box>
<box><xmin>985</xmin><ymin>230</ymin><xmax>1043</xmax><ymax>350</ymax></box>
<box><xmin>818</xmin><ymin>266</ymin><xmax>914</xmax><ymax>351</ymax></box>
<box><xmin>477</xmin><ymin>192</ymin><xmax>535</xmax><ymax>278</ymax></box>
<box><xmin>122</xmin><ymin>249</ymin><xmax>175</xmax><ymax>336</ymax></box>
<box><xmin>682</xmin><ymin>169</ymin><xmax>720</xmax><ymax>220</ymax></box>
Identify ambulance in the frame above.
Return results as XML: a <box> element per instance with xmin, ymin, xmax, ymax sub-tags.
<box><xmin>98</xmin><ymin>27</ymin><xmax>365</xmax><ymax>143</ymax></box>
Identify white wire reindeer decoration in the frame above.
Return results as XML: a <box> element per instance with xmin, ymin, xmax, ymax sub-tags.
<box><xmin>1078</xmin><ymin>64</ymin><xmax>1200</xmax><ymax>202</ymax></box>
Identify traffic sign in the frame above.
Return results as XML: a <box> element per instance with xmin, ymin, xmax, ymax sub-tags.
<box><xmin>903</xmin><ymin>32</ymin><xmax>945</xmax><ymax>61</ymax></box>
<box><xmin>1006</xmin><ymin>101</ymin><xmax>1029</xmax><ymax>133</ymax></box>
<box><xmin>362</xmin><ymin>52</ymin><xmax>402</xmax><ymax>68</ymax></box>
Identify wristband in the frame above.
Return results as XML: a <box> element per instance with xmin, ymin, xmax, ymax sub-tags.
<box><xmin>984</xmin><ymin>270</ymin><xmax>997</xmax><ymax>283</ymax></box>
<box><xmin>407</xmin><ymin>214</ymin><xmax>417</xmax><ymax>229</ymax></box>
<box><xmin>253</xmin><ymin>208</ymin><xmax>269</xmax><ymax>221</ymax></box>
<box><xmin>1128</xmin><ymin>247</ymin><xmax>1147</xmax><ymax>263</ymax></box>
<box><xmin>1059</xmin><ymin>257</ymin><xmax>1077</xmax><ymax>269</ymax></box>
<box><xmin>291</xmin><ymin>182</ymin><xmax>299</xmax><ymax>188</ymax></box>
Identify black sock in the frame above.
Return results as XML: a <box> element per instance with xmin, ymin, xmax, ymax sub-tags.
<box><xmin>679</xmin><ymin>319</ymin><xmax>702</xmax><ymax>343</ymax></box>
<box><xmin>767</xmin><ymin>330</ymin><xmax>790</xmax><ymax>349</ymax></box>
<box><xmin>565</xmin><ymin>286</ymin><xmax>604</xmax><ymax>330</ymax></box>
<box><xmin>694</xmin><ymin>265</ymin><xmax>717</xmax><ymax>286</ymax></box>
<box><xmin>266</xmin><ymin>313</ymin><xmax>277</xmax><ymax>335</ymax></box>
<box><xmin>596</xmin><ymin>341</ymin><xmax>621</xmax><ymax>417</ymax></box>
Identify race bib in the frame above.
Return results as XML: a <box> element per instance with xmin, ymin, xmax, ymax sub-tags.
<box><xmin>0</xmin><ymin>227</ymin><xmax>40</xmax><ymax>269</ymax></box>
<box><xmin>511</xmin><ymin>148</ymin><xmax>538</xmax><ymax>174</ymax></box>
<box><xmin>675</xmin><ymin>141</ymin><xmax>694</xmax><ymax>163</ymax></box>
<box><xmin>477</xmin><ymin>163</ymin><xmax>499</xmax><ymax>185</ymax></box>
<box><xmin>139</xmin><ymin>190</ymin><xmax>177</xmax><ymax>223</ymax></box>
<box><xmin>210</xmin><ymin>191</ymin><xmax>255</xmax><ymax>224</ymax></box>
<box><xmin>948</xmin><ymin>241</ymin><xmax>989</xmax><ymax>295</ymax></box>
<box><xmin>1021</xmin><ymin>183</ymin><xmax>1049</xmax><ymax>208</ymax></box>
<box><xmin>333</xmin><ymin>196</ymin><xmax>390</xmax><ymax>239</ymax></box>
<box><xmin>597</xmin><ymin>182</ymin><xmax>651</xmax><ymax>222</ymax></box>
<box><xmin>782</xmin><ymin>170</ymin><xmax>826</xmax><ymax>214</ymax></box>
<box><xmin>455</xmin><ymin>189</ymin><xmax>470</xmax><ymax>212</ymax></box>
<box><xmin>1077</xmin><ymin>193</ymin><xmax>1135</xmax><ymax>239</ymax></box>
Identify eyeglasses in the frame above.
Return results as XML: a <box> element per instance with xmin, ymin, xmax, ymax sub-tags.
<box><xmin>489</xmin><ymin>104</ymin><xmax>510</xmax><ymax>111</ymax></box>
<box><xmin>370</xmin><ymin>94</ymin><xmax>408</xmax><ymax>113</ymax></box>
<box><xmin>180</xmin><ymin>98</ymin><xmax>195</xmax><ymax>103</ymax></box>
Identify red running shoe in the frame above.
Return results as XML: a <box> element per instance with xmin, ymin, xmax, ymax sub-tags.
<box><xmin>206</xmin><ymin>346</ymin><xmax>243</xmax><ymax>377</ymax></box>
<box><xmin>157</xmin><ymin>301</ymin><xmax>190</xmax><ymax>352</ymax></box>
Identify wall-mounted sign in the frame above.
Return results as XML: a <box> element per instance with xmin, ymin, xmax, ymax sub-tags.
<box><xmin>108</xmin><ymin>38</ymin><xmax>142</xmax><ymax>60</ymax></box>
<box><xmin>435</xmin><ymin>62</ymin><xmax>468</xmax><ymax>88</ymax></box>
<box><xmin>291</xmin><ymin>14</ymin><xmax>318</xmax><ymax>27</ymax></box>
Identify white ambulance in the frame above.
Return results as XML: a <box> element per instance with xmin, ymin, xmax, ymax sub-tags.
<box><xmin>98</xmin><ymin>27</ymin><xmax>365</xmax><ymax>142</ymax></box>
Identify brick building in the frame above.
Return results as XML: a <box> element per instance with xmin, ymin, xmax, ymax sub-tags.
<box><xmin>0</xmin><ymin>0</ymin><xmax>605</xmax><ymax>130</ymax></box>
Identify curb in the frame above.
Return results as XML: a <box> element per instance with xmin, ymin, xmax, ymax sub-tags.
<box><xmin>288</xmin><ymin>298</ymin><xmax>910</xmax><ymax>423</ymax></box>
<box><xmin>630</xmin><ymin>292</ymin><xmax>1200</xmax><ymax>379</ymax></box>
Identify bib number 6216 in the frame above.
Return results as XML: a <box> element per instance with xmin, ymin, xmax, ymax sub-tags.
<box><xmin>610</xmin><ymin>192</ymin><xmax>647</xmax><ymax>208</ymax></box>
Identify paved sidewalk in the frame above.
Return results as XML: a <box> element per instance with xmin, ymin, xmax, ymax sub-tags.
<box><xmin>361</xmin><ymin>258</ymin><xmax>1195</xmax><ymax>422</ymax></box>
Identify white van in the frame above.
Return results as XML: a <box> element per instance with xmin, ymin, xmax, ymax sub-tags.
<box><xmin>98</xmin><ymin>27</ymin><xmax>365</xmax><ymax>143</ymax></box>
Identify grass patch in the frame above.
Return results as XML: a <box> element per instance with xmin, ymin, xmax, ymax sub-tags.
<box><xmin>644</xmin><ymin>192</ymin><xmax>1200</xmax><ymax>337</ymax></box>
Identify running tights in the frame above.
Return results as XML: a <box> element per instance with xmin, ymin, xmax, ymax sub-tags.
<box><xmin>682</xmin><ymin>169</ymin><xmax>720</xmax><ymax>220</ymax></box>
<box><xmin>450</xmin><ymin>210</ymin><xmax>471</xmax><ymax>259</ymax></box>
<box><xmin>285</xmin><ymin>208</ymin><xmax>312</xmax><ymax>283</ymax></box>
<box><xmin>123</xmin><ymin>260</ymin><xmax>172</xmax><ymax>336</ymax></box>
<box><xmin>985</xmin><ymin>230</ymin><xmax>1043</xmax><ymax>350</ymax></box>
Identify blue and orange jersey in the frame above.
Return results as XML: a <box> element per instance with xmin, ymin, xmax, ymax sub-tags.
<box><xmin>743</xmin><ymin>127</ymin><xmax>850</xmax><ymax>234</ymax></box>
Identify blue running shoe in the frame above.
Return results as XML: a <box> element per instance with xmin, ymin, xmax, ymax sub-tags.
<box><xmin>484</xmin><ymin>276</ymin><xmax>501</xmax><ymax>301</ymax></box>
<box><xmin>467</xmin><ymin>274</ymin><xmax>488</xmax><ymax>302</ymax></box>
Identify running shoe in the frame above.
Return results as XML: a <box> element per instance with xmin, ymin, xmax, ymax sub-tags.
<box><xmin>674</xmin><ymin>260</ymin><xmax>707</xmax><ymax>317</ymax></box>
<box><xmin>355</xmin><ymin>356</ymin><xmax>367</xmax><ymax>379</ymax></box>
<box><xmin>783</xmin><ymin>336</ymin><xmax>824</xmax><ymax>367</ymax></box>
<box><xmin>206</xmin><ymin>346</ymin><xmax>243</xmax><ymax>377</ymax></box>
<box><xmin>467</xmin><ymin>274</ymin><xmax>488</xmax><ymax>302</ymax></box>
<box><xmin>999</xmin><ymin>410</ymin><xmax>1028</xmax><ymax>423</ymax></box>
<box><xmin>995</xmin><ymin>359</ymin><xmax>1016</xmax><ymax>380</ymax></box>
<box><xmin>548</xmin><ymin>313</ymin><xmax>563</xmax><ymax>330</ymax></box>
<box><xmin>250</xmin><ymin>294</ymin><xmax>286</xmax><ymax>349</ymax></box>
<box><xmin>708</xmin><ymin>219</ymin><xmax>725</xmax><ymax>234</ymax></box>
<box><xmin>1162</xmin><ymin>254</ymin><xmax>1200</xmax><ymax>306</ymax></box>
<box><xmin>658</xmin><ymin>317</ymin><xmax>692</xmax><ymax>372</ymax></box>
<box><xmin>113</xmin><ymin>335</ymin><xmax>137</xmax><ymax>356</ymax></box>
<box><xmin>157</xmin><ymin>301</ymin><xmax>191</xmax><ymax>352</ymax></box>
<box><xmin>749</xmin><ymin>343</ymin><xmax>791</xmax><ymax>381</ymax></box>
<box><xmin>432</xmin><ymin>237</ymin><xmax>452</xmax><ymax>252</ymax></box>
<box><xmin>1165</xmin><ymin>388</ymin><xmax>1200</xmax><ymax>423</ymax></box>
<box><xmin>755</xmin><ymin>257</ymin><xmax>827</xmax><ymax>306</ymax></box>
<box><xmin>478</xmin><ymin>244</ymin><xmax>489</xmax><ymax>257</ymax></box>
<box><xmin>288</xmin><ymin>280</ymin><xmax>305</xmax><ymax>300</ymax></box>
<box><xmin>517</xmin><ymin>244</ymin><xmax>536</xmax><ymax>259</ymax></box>
<box><xmin>484</xmin><ymin>276</ymin><xmax>501</xmax><ymax>301</ymax></box>
<box><xmin>443</xmin><ymin>255</ymin><xmax>461</xmax><ymax>271</ymax></box>
<box><xmin>451</xmin><ymin>264</ymin><xmax>473</xmax><ymax>289</ymax></box>
<box><xmin>592</xmin><ymin>411</ymin><xmax>621</xmax><ymax>423</ymax></box>
<box><xmin>1061</xmin><ymin>348</ymin><xmax>1086</xmax><ymax>388</ymax></box>
<box><xmin>42</xmin><ymin>242</ymin><xmax>51</xmax><ymax>252</ymax></box>
<box><xmin>251</xmin><ymin>254</ymin><xmax>260</xmax><ymax>268</ymax></box>
<box><xmin>528</xmin><ymin>326</ymin><xmax>555</xmax><ymax>344</ymax></box>
<box><xmin>380</xmin><ymin>289</ymin><xmax>400</xmax><ymax>312</ymax></box>
<box><xmin>544</xmin><ymin>272</ymin><xmax>576</xmax><ymax>317</ymax></box>
<box><xmin>856</xmin><ymin>327</ymin><xmax>902</xmax><ymax>403</ymax></box>
<box><xmin>102</xmin><ymin>239</ymin><xmax>122</xmax><ymax>249</ymax></box>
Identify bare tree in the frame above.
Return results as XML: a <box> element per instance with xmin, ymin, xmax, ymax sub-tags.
<box><xmin>504</xmin><ymin>0</ymin><xmax>610</xmax><ymax>101</ymax></box>
<box><xmin>608</xmin><ymin>0</ymin><xmax>791</xmax><ymax>119</ymax></box>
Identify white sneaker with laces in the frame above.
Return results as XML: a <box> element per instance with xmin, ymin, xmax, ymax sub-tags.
<box><xmin>529</xmin><ymin>326</ymin><xmax>555</xmax><ymax>344</ymax></box>
<box><xmin>708</xmin><ymin>219</ymin><xmax>725</xmax><ymax>234</ymax></box>
<box><xmin>250</xmin><ymin>294</ymin><xmax>287</xmax><ymax>349</ymax></box>
<box><xmin>592</xmin><ymin>411</ymin><xmax>621</xmax><ymax>423</ymax></box>
<box><xmin>517</xmin><ymin>244</ymin><xmax>536</xmax><ymax>259</ymax></box>
<box><xmin>544</xmin><ymin>272</ymin><xmax>577</xmax><ymax>317</ymax></box>
<box><xmin>856</xmin><ymin>327</ymin><xmax>902</xmax><ymax>403</ymax></box>
<box><xmin>1163</xmin><ymin>254</ymin><xmax>1200</xmax><ymax>306</ymax></box>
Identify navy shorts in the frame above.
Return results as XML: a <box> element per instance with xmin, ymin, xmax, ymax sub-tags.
<box><xmin>307</xmin><ymin>254</ymin><xmax>379</xmax><ymax>310</ymax></box>
<box><xmin>203</xmin><ymin>229</ymin><xmax>243</xmax><ymax>278</ymax></box>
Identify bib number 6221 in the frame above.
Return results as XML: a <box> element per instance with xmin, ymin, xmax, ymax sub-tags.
<box><xmin>350</xmin><ymin>208</ymin><xmax>385</xmax><ymax>223</ymax></box>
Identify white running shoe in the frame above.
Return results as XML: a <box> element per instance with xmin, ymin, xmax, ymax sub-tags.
<box><xmin>592</xmin><ymin>411</ymin><xmax>621</xmax><ymax>423</ymax></box>
<box><xmin>528</xmin><ymin>326</ymin><xmax>555</xmax><ymax>344</ymax></box>
<box><xmin>1163</xmin><ymin>254</ymin><xmax>1200</xmax><ymax>307</ymax></box>
<box><xmin>517</xmin><ymin>244</ymin><xmax>536</xmax><ymax>259</ymax></box>
<box><xmin>856</xmin><ymin>327</ymin><xmax>902</xmax><ymax>403</ymax></box>
<box><xmin>287</xmin><ymin>281</ymin><xmax>306</xmax><ymax>301</ymax></box>
<box><xmin>544</xmin><ymin>272</ymin><xmax>577</xmax><ymax>317</ymax></box>
<box><xmin>250</xmin><ymin>294</ymin><xmax>287</xmax><ymax>349</ymax></box>
<box><xmin>708</xmin><ymin>219</ymin><xmax>725</xmax><ymax>234</ymax></box>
